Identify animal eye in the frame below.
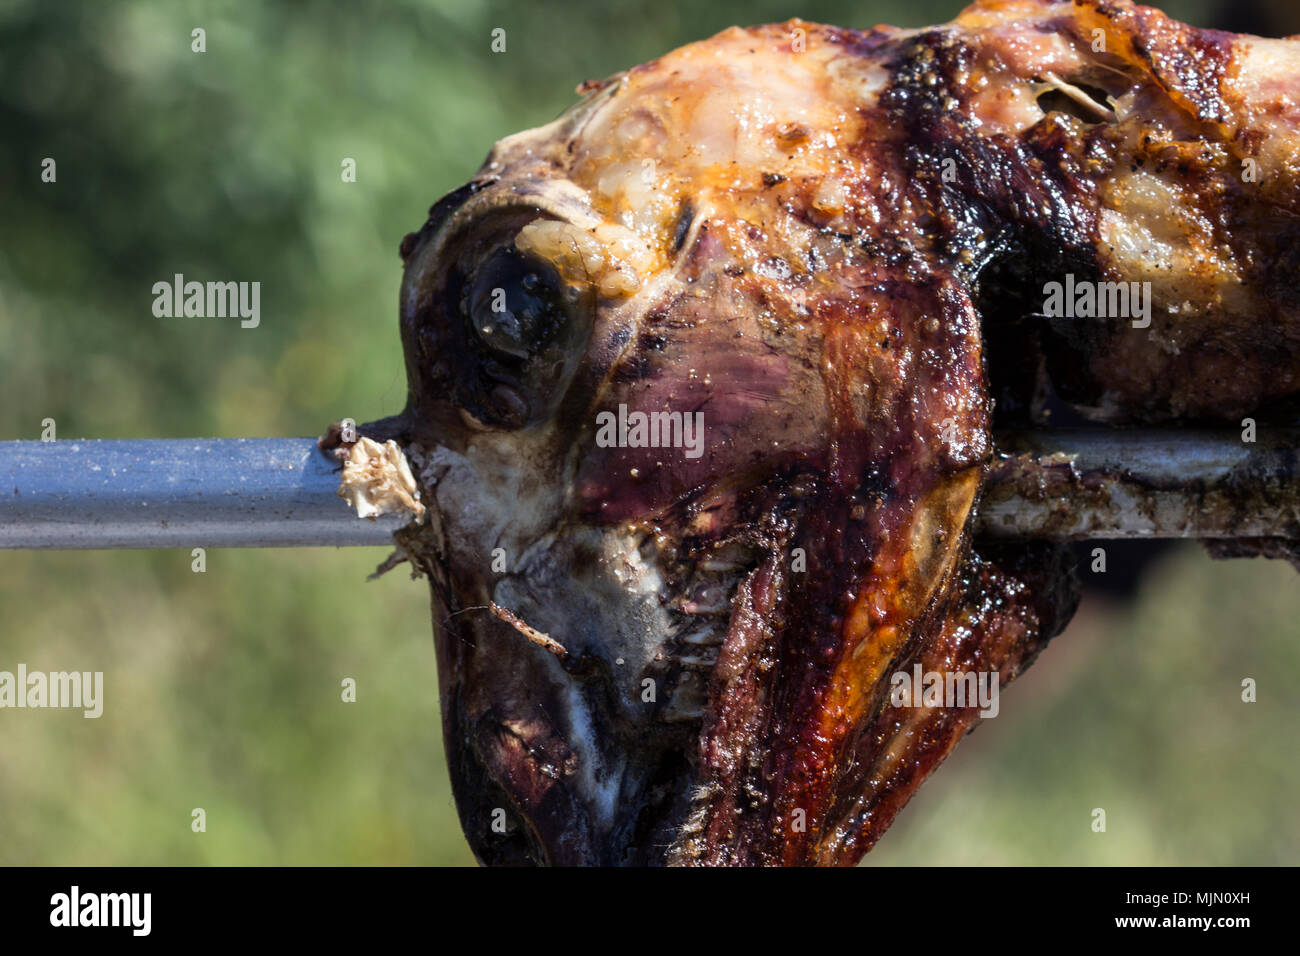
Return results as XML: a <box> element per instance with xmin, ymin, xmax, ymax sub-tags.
<box><xmin>399</xmin><ymin>204</ymin><xmax>598</xmax><ymax>432</ymax></box>
<box><xmin>463</xmin><ymin>247</ymin><xmax>570</xmax><ymax>361</ymax></box>
<box><xmin>443</xmin><ymin>230</ymin><xmax>593</xmax><ymax>429</ymax></box>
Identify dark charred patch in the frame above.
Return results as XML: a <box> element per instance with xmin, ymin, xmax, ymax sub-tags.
<box><xmin>608</xmin><ymin>324</ymin><xmax>632</xmax><ymax>351</ymax></box>
<box><xmin>879</xmin><ymin>27</ymin><xmax>1120</xmax><ymax>426</ymax></box>
<box><xmin>670</xmin><ymin>200</ymin><xmax>694</xmax><ymax>254</ymax></box>
<box><xmin>1092</xmin><ymin>0</ymin><xmax>1236</xmax><ymax>126</ymax></box>
<box><xmin>1205</xmin><ymin>537</ymin><xmax>1300</xmax><ymax>573</ymax></box>
<box><xmin>576</xmin><ymin>77</ymin><xmax>614</xmax><ymax>95</ymax></box>
<box><xmin>1260</xmin><ymin>221</ymin><xmax>1300</xmax><ymax>313</ymax></box>
<box><xmin>975</xmin><ymin>236</ymin><xmax>1111</xmax><ymax>423</ymax></box>
<box><xmin>882</xmin><ymin>30</ymin><xmax>1109</xmax><ymax>263</ymax></box>
<box><xmin>638</xmin><ymin>329</ymin><xmax>670</xmax><ymax>353</ymax></box>
<box><xmin>609</xmin><ymin>348</ymin><xmax>655</xmax><ymax>384</ymax></box>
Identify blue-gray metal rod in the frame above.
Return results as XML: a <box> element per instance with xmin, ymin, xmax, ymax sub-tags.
<box><xmin>1</xmin><ymin>430</ymin><xmax>1297</xmax><ymax>549</ymax></box>
<box><xmin>0</xmin><ymin>438</ymin><xmax>402</xmax><ymax>550</ymax></box>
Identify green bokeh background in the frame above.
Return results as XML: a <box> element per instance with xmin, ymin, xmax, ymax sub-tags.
<box><xmin>1</xmin><ymin>0</ymin><xmax>1295</xmax><ymax>865</ymax></box>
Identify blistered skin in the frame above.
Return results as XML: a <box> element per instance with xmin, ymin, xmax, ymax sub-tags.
<box><xmin>381</xmin><ymin>0</ymin><xmax>1300</xmax><ymax>865</ymax></box>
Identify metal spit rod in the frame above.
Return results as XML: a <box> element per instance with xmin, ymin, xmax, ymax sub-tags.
<box><xmin>0</xmin><ymin>438</ymin><xmax>404</xmax><ymax>550</ymax></box>
<box><xmin>0</xmin><ymin>431</ymin><xmax>1296</xmax><ymax>550</ymax></box>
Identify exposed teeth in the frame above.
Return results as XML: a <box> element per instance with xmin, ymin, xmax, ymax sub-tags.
<box><xmin>657</xmin><ymin>542</ymin><xmax>760</xmax><ymax>722</ymax></box>
<box><xmin>697</xmin><ymin>559</ymin><xmax>744</xmax><ymax>572</ymax></box>
<box><xmin>678</xmin><ymin>626</ymin><xmax>724</xmax><ymax>646</ymax></box>
<box><xmin>680</xmin><ymin>599</ymin><xmax>729</xmax><ymax>614</ymax></box>
<box><xmin>678</xmin><ymin>583</ymin><xmax>732</xmax><ymax>614</ymax></box>
<box><xmin>677</xmin><ymin>650</ymin><xmax>720</xmax><ymax>668</ymax></box>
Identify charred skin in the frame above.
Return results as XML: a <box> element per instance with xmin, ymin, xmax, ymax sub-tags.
<box><xmin>381</xmin><ymin>0</ymin><xmax>1300</xmax><ymax>865</ymax></box>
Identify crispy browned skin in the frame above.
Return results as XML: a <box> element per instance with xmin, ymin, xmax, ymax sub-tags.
<box><xmin>378</xmin><ymin>0</ymin><xmax>1300</xmax><ymax>865</ymax></box>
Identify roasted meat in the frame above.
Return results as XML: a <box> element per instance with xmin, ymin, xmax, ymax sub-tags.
<box><xmin>366</xmin><ymin>0</ymin><xmax>1300</xmax><ymax>865</ymax></box>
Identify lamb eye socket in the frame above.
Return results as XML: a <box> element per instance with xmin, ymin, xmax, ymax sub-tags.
<box><xmin>463</xmin><ymin>248</ymin><xmax>569</xmax><ymax>361</ymax></box>
<box><xmin>440</xmin><ymin>228</ymin><xmax>593</xmax><ymax>430</ymax></box>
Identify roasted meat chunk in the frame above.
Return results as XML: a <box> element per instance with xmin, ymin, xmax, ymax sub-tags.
<box><xmin>369</xmin><ymin>0</ymin><xmax>1300</xmax><ymax>864</ymax></box>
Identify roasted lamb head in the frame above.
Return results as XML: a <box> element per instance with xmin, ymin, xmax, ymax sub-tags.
<box><xmin>360</xmin><ymin>0</ymin><xmax>1300</xmax><ymax>865</ymax></box>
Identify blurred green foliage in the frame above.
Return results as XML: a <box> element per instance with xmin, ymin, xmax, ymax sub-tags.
<box><xmin>2</xmin><ymin>0</ymin><xmax>1291</xmax><ymax>866</ymax></box>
